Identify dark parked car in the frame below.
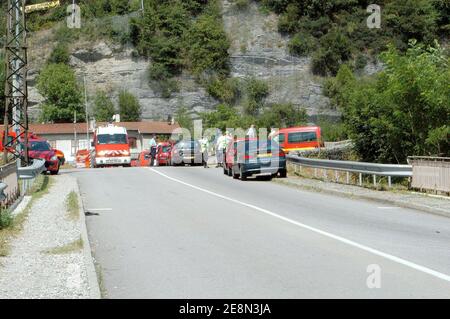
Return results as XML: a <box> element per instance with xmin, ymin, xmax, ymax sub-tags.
<box><xmin>224</xmin><ymin>138</ymin><xmax>287</xmax><ymax>181</ymax></box>
<box><xmin>170</xmin><ymin>140</ymin><xmax>203</xmax><ymax>166</ymax></box>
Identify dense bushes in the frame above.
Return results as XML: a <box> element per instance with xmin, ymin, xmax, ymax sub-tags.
<box><xmin>200</xmin><ymin>102</ymin><xmax>307</xmax><ymax>132</ymax></box>
<box><xmin>93</xmin><ymin>91</ymin><xmax>116</xmax><ymax>122</ymax></box>
<box><xmin>118</xmin><ymin>90</ymin><xmax>142</xmax><ymax>122</ymax></box>
<box><xmin>187</xmin><ymin>10</ymin><xmax>230</xmax><ymax>77</ymax></box>
<box><xmin>311</xmin><ymin>29</ymin><xmax>353</xmax><ymax>76</ymax></box>
<box><xmin>325</xmin><ymin>41</ymin><xmax>450</xmax><ymax>163</ymax></box>
<box><xmin>200</xmin><ymin>75</ymin><xmax>307</xmax><ymax>131</ymax></box>
<box><xmin>207</xmin><ymin>77</ymin><xmax>241</xmax><ymax>105</ymax></box>
<box><xmin>288</xmin><ymin>33</ymin><xmax>316</xmax><ymax>56</ymax></box>
<box><xmin>130</xmin><ymin>0</ymin><xmax>230</xmax><ymax>97</ymax></box>
<box><xmin>257</xmin><ymin>0</ymin><xmax>448</xmax><ymax>76</ymax></box>
<box><xmin>47</xmin><ymin>42</ymin><xmax>70</xmax><ymax>65</ymax></box>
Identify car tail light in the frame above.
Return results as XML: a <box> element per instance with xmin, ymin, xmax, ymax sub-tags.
<box><xmin>244</xmin><ymin>154</ymin><xmax>254</xmax><ymax>160</ymax></box>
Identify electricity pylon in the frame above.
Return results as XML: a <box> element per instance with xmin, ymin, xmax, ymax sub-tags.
<box><xmin>2</xmin><ymin>0</ymin><xmax>29</xmax><ymax>165</ymax></box>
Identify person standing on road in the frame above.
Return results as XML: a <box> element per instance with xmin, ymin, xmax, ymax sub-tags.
<box><xmin>200</xmin><ymin>137</ymin><xmax>210</xmax><ymax>168</ymax></box>
<box><xmin>268</xmin><ymin>127</ymin><xmax>278</xmax><ymax>140</ymax></box>
<box><xmin>247</xmin><ymin>124</ymin><xmax>257</xmax><ymax>139</ymax></box>
<box><xmin>216</xmin><ymin>132</ymin><xmax>227</xmax><ymax>168</ymax></box>
<box><xmin>149</xmin><ymin>134</ymin><xmax>157</xmax><ymax>166</ymax></box>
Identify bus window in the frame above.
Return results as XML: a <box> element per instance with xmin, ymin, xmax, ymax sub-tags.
<box><xmin>288</xmin><ymin>132</ymin><xmax>317</xmax><ymax>143</ymax></box>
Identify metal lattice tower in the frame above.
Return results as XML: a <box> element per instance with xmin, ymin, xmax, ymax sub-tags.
<box><xmin>2</xmin><ymin>0</ymin><xmax>29</xmax><ymax>165</ymax></box>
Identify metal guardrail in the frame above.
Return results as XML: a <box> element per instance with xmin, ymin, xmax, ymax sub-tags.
<box><xmin>0</xmin><ymin>159</ymin><xmax>46</xmax><ymax>212</ymax></box>
<box><xmin>287</xmin><ymin>155</ymin><xmax>412</xmax><ymax>187</ymax></box>
<box><xmin>17</xmin><ymin>159</ymin><xmax>46</xmax><ymax>180</ymax></box>
<box><xmin>0</xmin><ymin>182</ymin><xmax>7</xmax><ymax>202</ymax></box>
<box><xmin>18</xmin><ymin>159</ymin><xmax>46</xmax><ymax>195</ymax></box>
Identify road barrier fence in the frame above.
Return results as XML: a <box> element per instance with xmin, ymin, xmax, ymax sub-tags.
<box><xmin>287</xmin><ymin>155</ymin><xmax>412</xmax><ymax>188</ymax></box>
<box><xmin>18</xmin><ymin>159</ymin><xmax>46</xmax><ymax>195</ymax></box>
<box><xmin>0</xmin><ymin>161</ymin><xmax>20</xmax><ymax>208</ymax></box>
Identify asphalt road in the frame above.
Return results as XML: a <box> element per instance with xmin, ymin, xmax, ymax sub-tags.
<box><xmin>67</xmin><ymin>166</ymin><xmax>450</xmax><ymax>298</ymax></box>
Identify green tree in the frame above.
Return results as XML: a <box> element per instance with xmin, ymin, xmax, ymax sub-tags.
<box><xmin>385</xmin><ymin>0</ymin><xmax>439</xmax><ymax>50</ymax></box>
<box><xmin>93</xmin><ymin>91</ymin><xmax>115</xmax><ymax>122</ymax></box>
<box><xmin>187</xmin><ymin>6</ymin><xmax>230</xmax><ymax>76</ymax></box>
<box><xmin>175</xmin><ymin>106</ymin><xmax>194</xmax><ymax>132</ymax></box>
<box><xmin>37</xmin><ymin>64</ymin><xmax>84</xmax><ymax>123</ymax></box>
<box><xmin>118</xmin><ymin>90</ymin><xmax>141</xmax><ymax>122</ymax></box>
<box><xmin>258</xmin><ymin>103</ymin><xmax>307</xmax><ymax>129</ymax></box>
<box><xmin>340</xmin><ymin>41</ymin><xmax>450</xmax><ymax>163</ymax></box>
<box><xmin>207</xmin><ymin>77</ymin><xmax>241</xmax><ymax>105</ymax></box>
<box><xmin>200</xmin><ymin>104</ymin><xmax>252</xmax><ymax>131</ymax></box>
<box><xmin>244</xmin><ymin>78</ymin><xmax>269</xmax><ymax>116</ymax></box>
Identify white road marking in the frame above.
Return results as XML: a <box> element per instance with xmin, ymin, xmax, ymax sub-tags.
<box><xmin>149</xmin><ymin>168</ymin><xmax>450</xmax><ymax>283</ymax></box>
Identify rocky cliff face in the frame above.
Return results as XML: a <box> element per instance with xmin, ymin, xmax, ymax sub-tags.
<box><xmin>27</xmin><ymin>0</ymin><xmax>337</xmax><ymax>122</ymax></box>
<box><xmin>27</xmin><ymin>38</ymin><xmax>218</xmax><ymax>121</ymax></box>
<box><xmin>222</xmin><ymin>0</ymin><xmax>332</xmax><ymax>116</ymax></box>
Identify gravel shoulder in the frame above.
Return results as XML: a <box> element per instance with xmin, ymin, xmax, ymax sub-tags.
<box><xmin>0</xmin><ymin>174</ymin><xmax>99</xmax><ymax>299</ymax></box>
<box><xmin>275</xmin><ymin>175</ymin><xmax>450</xmax><ymax>218</ymax></box>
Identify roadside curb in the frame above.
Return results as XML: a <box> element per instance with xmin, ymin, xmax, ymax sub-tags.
<box><xmin>275</xmin><ymin>178</ymin><xmax>450</xmax><ymax>219</ymax></box>
<box><xmin>9</xmin><ymin>195</ymin><xmax>31</xmax><ymax>217</ymax></box>
<box><xmin>75</xmin><ymin>179</ymin><xmax>101</xmax><ymax>299</ymax></box>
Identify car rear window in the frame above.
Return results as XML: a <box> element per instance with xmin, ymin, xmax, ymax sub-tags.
<box><xmin>236</xmin><ymin>140</ymin><xmax>281</xmax><ymax>153</ymax></box>
<box><xmin>288</xmin><ymin>132</ymin><xmax>317</xmax><ymax>143</ymax></box>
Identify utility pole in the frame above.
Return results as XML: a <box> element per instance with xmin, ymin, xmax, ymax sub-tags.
<box><xmin>2</xmin><ymin>0</ymin><xmax>29</xmax><ymax>166</ymax></box>
<box><xmin>73</xmin><ymin>110</ymin><xmax>77</xmax><ymax>156</ymax></box>
<box><xmin>83</xmin><ymin>74</ymin><xmax>89</xmax><ymax>151</ymax></box>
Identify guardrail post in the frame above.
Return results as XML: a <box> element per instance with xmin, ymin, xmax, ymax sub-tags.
<box><xmin>335</xmin><ymin>170</ymin><xmax>339</xmax><ymax>183</ymax></box>
<box><xmin>346</xmin><ymin>172</ymin><xmax>350</xmax><ymax>184</ymax></box>
<box><xmin>314</xmin><ymin>168</ymin><xmax>318</xmax><ymax>178</ymax></box>
<box><xmin>373</xmin><ymin>175</ymin><xmax>377</xmax><ymax>187</ymax></box>
<box><xmin>359</xmin><ymin>173</ymin><xmax>363</xmax><ymax>186</ymax></box>
<box><xmin>388</xmin><ymin>176</ymin><xmax>392</xmax><ymax>188</ymax></box>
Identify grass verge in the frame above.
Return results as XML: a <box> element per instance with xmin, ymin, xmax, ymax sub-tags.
<box><xmin>43</xmin><ymin>236</ymin><xmax>83</xmax><ymax>255</ymax></box>
<box><xmin>66</xmin><ymin>191</ymin><xmax>80</xmax><ymax>221</ymax></box>
<box><xmin>0</xmin><ymin>175</ymin><xmax>52</xmax><ymax>257</ymax></box>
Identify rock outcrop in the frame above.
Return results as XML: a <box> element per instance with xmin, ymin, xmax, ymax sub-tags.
<box><xmin>27</xmin><ymin>1</ymin><xmax>339</xmax><ymax>122</ymax></box>
<box><xmin>222</xmin><ymin>0</ymin><xmax>333</xmax><ymax>116</ymax></box>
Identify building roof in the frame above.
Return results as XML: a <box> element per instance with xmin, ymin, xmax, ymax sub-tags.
<box><xmin>28</xmin><ymin>121</ymin><xmax>180</xmax><ymax>135</ymax></box>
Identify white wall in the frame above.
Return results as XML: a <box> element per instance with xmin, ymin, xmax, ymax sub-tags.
<box><xmin>40</xmin><ymin>133</ymin><xmax>93</xmax><ymax>163</ymax></box>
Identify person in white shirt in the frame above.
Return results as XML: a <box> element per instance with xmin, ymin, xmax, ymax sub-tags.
<box><xmin>247</xmin><ymin>124</ymin><xmax>257</xmax><ymax>139</ymax></box>
<box><xmin>148</xmin><ymin>134</ymin><xmax>157</xmax><ymax>166</ymax></box>
<box><xmin>268</xmin><ymin>127</ymin><xmax>278</xmax><ymax>140</ymax></box>
<box><xmin>216</xmin><ymin>132</ymin><xmax>227</xmax><ymax>167</ymax></box>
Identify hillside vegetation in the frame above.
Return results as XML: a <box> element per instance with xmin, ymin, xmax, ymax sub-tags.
<box><xmin>256</xmin><ymin>0</ymin><xmax>449</xmax><ymax>76</ymax></box>
<box><xmin>0</xmin><ymin>0</ymin><xmax>449</xmax><ymax>161</ymax></box>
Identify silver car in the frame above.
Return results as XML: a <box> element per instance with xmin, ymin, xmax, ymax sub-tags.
<box><xmin>170</xmin><ymin>140</ymin><xmax>204</xmax><ymax>166</ymax></box>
